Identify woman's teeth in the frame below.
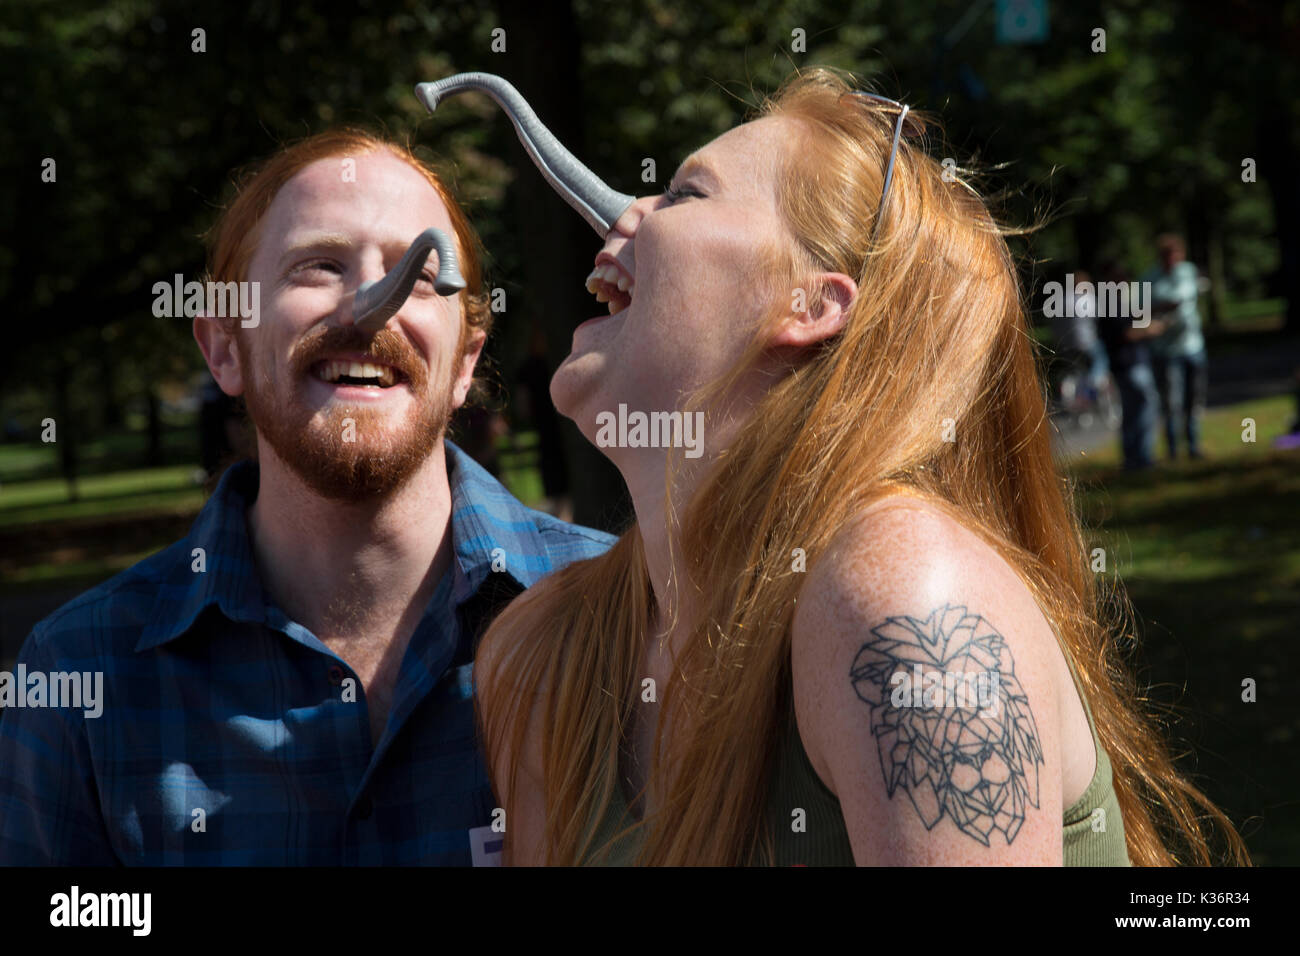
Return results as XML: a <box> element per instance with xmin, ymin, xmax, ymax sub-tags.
<box><xmin>584</xmin><ymin>264</ymin><xmax>634</xmax><ymax>315</ymax></box>
<box><xmin>313</xmin><ymin>359</ymin><xmax>398</xmax><ymax>387</ymax></box>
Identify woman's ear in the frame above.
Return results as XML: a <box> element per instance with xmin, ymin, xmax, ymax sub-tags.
<box><xmin>767</xmin><ymin>271</ymin><xmax>857</xmax><ymax>349</ymax></box>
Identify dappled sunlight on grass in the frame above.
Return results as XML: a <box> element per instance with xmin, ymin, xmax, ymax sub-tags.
<box><xmin>0</xmin><ymin>466</ymin><xmax>205</xmax><ymax>528</ymax></box>
<box><xmin>1065</xmin><ymin>395</ymin><xmax>1299</xmax><ymax>864</ymax></box>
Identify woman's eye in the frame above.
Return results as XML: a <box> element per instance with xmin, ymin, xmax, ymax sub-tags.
<box><xmin>663</xmin><ymin>184</ymin><xmax>705</xmax><ymax>204</ymax></box>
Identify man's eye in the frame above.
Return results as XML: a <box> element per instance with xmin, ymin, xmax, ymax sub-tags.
<box><xmin>293</xmin><ymin>261</ymin><xmax>436</xmax><ymax>290</ymax></box>
<box><xmin>295</xmin><ymin>260</ymin><xmax>343</xmax><ymax>276</ymax></box>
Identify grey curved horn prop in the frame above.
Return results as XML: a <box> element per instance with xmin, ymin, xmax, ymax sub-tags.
<box><xmin>353</xmin><ymin>227</ymin><xmax>466</xmax><ymax>333</ymax></box>
<box><xmin>416</xmin><ymin>72</ymin><xmax>635</xmax><ymax>237</ymax></box>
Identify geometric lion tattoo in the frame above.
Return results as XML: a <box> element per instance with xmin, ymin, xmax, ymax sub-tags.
<box><xmin>849</xmin><ymin>604</ymin><xmax>1043</xmax><ymax>846</ymax></box>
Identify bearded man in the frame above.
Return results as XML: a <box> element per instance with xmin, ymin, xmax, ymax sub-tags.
<box><xmin>0</xmin><ymin>130</ymin><xmax>613</xmax><ymax>865</ymax></box>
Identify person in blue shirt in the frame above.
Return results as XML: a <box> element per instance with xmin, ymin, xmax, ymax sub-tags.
<box><xmin>1142</xmin><ymin>234</ymin><xmax>1209</xmax><ymax>460</ymax></box>
<box><xmin>1095</xmin><ymin>260</ymin><xmax>1168</xmax><ymax>471</ymax></box>
<box><xmin>0</xmin><ymin>130</ymin><xmax>614</xmax><ymax>865</ymax></box>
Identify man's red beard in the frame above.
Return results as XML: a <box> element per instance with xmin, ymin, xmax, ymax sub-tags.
<box><xmin>237</xmin><ymin>323</ymin><xmax>457</xmax><ymax>501</ymax></box>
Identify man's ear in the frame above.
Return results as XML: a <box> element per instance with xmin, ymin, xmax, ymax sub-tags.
<box><xmin>767</xmin><ymin>271</ymin><xmax>857</xmax><ymax>350</ymax></box>
<box><xmin>451</xmin><ymin>327</ymin><xmax>488</xmax><ymax>409</ymax></box>
<box><xmin>193</xmin><ymin>311</ymin><xmax>245</xmax><ymax>396</ymax></box>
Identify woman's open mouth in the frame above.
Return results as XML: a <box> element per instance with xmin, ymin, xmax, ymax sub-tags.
<box><xmin>584</xmin><ymin>263</ymin><xmax>634</xmax><ymax>316</ymax></box>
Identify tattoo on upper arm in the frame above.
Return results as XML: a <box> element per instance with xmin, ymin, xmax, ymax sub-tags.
<box><xmin>848</xmin><ymin>604</ymin><xmax>1043</xmax><ymax>846</ymax></box>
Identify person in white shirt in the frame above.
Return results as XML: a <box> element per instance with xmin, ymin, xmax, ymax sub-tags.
<box><xmin>1142</xmin><ymin>234</ymin><xmax>1208</xmax><ymax>460</ymax></box>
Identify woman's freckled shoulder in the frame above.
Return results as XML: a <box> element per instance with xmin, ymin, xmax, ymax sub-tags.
<box><xmin>791</xmin><ymin>494</ymin><xmax>1047</xmax><ymax>667</ymax></box>
<box><xmin>798</xmin><ymin>496</ymin><xmax>980</xmax><ymax>614</ymax></box>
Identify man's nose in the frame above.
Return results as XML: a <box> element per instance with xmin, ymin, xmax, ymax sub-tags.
<box><xmin>339</xmin><ymin>254</ymin><xmax>388</xmax><ymax>329</ymax></box>
<box><xmin>346</xmin><ymin>229</ymin><xmax>467</xmax><ymax>332</ymax></box>
<box><xmin>606</xmin><ymin>194</ymin><xmax>659</xmax><ymax>240</ymax></box>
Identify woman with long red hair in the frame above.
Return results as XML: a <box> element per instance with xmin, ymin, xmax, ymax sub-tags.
<box><xmin>475</xmin><ymin>67</ymin><xmax>1248</xmax><ymax>866</ymax></box>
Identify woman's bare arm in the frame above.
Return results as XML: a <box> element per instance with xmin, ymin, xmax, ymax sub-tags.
<box><xmin>792</xmin><ymin>497</ymin><xmax>1066</xmax><ymax>865</ymax></box>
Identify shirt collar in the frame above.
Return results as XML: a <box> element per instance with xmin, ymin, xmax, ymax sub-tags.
<box><xmin>137</xmin><ymin>460</ymin><xmax>265</xmax><ymax>651</ymax></box>
<box><xmin>137</xmin><ymin>440</ymin><xmax>560</xmax><ymax>652</ymax></box>
<box><xmin>443</xmin><ymin>438</ymin><xmax>567</xmax><ymax>597</ymax></box>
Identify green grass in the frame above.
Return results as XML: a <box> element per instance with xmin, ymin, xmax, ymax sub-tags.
<box><xmin>1072</xmin><ymin>393</ymin><xmax>1293</xmax><ymax>472</ymax></box>
<box><xmin>0</xmin><ymin>431</ymin><xmax>551</xmax><ymax>592</ymax></box>
<box><xmin>0</xmin><ymin>423</ymin><xmax>199</xmax><ymax>484</ymax></box>
<box><xmin>0</xmin><ymin>466</ymin><xmax>206</xmax><ymax>529</ymax></box>
<box><xmin>3</xmin><ymin>549</ymin><xmax>165</xmax><ymax>589</ymax></box>
<box><xmin>1221</xmin><ymin>297</ymin><xmax>1286</xmax><ymax>323</ymax></box>
<box><xmin>1066</xmin><ymin>394</ymin><xmax>1300</xmax><ymax>864</ymax></box>
<box><xmin>497</xmin><ymin>432</ymin><xmax>546</xmax><ymax>506</ymax></box>
<box><xmin>0</xmin><ymin>442</ymin><xmax>55</xmax><ymax>478</ymax></box>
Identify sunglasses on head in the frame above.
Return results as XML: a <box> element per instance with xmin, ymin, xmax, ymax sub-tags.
<box><xmin>845</xmin><ymin>92</ymin><xmax>926</xmax><ymax>239</ymax></box>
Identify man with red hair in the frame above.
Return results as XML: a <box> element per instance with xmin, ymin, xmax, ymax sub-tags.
<box><xmin>0</xmin><ymin>130</ymin><xmax>613</xmax><ymax>865</ymax></box>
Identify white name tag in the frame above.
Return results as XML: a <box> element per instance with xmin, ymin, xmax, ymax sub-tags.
<box><xmin>469</xmin><ymin>823</ymin><xmax>503</xmax><ymax>867</ymax></box>
<box><xmin>449</xmin><ymin>662</ymin><xmax>474</xmax><ymax>700</ymax></box>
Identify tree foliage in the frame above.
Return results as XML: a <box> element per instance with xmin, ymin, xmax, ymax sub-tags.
<box><xmin>2</xmin><ymin>0</ymin><xmax>1294</xmax><ymax>516</ymax></box>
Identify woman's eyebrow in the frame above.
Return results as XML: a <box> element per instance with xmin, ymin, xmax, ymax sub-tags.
<box><xmin>671</xmin><ymin>157</ymin><xmax>721</xmax><ymax>187</ymax></box>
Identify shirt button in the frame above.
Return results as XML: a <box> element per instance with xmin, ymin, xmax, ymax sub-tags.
<box><xmin>356</xmin><ymin>796</ymin><xmax>373</xmax><ymax>820</ymax></box>
<box><xmin>328</xmin><ymin>665</ymin><xmax>345</xmax><ymax>685</ymax></box>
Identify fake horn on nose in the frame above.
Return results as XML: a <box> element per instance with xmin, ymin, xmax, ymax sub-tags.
<box><xmin>352</xmin><ymin>226</ymin><xmax>466</xmax><ymax>333</ymax></box>
<box><xmin>416</xmin><ymin>72</ymin><xmax>635</xmax><ymax>238</ymax></box>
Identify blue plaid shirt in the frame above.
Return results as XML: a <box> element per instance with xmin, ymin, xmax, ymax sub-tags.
<box><xmin>0</xmin><ymin>441</ymin><xmax>614</xmax><ymax>865</ymax></box>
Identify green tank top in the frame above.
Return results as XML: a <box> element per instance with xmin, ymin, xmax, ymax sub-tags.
<box><xmin>581</xmin><ymin>661</ymin><xmax>1130</xmax><ymax>865</ymax></box>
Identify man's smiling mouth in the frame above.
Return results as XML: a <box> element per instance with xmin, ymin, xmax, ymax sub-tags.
<box><xmin>310</xmin><ymin>358</ymin><xmax>405</xmax><ymax>388</ymax></box>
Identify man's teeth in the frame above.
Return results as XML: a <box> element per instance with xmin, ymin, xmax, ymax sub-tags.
<box><xmin>314</xmin><ymin>359</ymin><xmax>397</xmax><ymax>387</ymax></box>
<box><xmin>584</xmin><ymin>264</ymin><xmax>635</xmax><ymax>315</ymax></box>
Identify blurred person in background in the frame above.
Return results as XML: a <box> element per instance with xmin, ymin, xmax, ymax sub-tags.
<box><xmin>1097</xmin><ymin>259</ymin><xmax>1167</xmax><ymax>471</ymax></box>
<box><xmin>1050</xmin><ymin>269</ymin><xmax>1108</xmax><ymax>400</ymax></box>
<box><xmin>1143</xmin><ymin>234</ymin><xmax>1208</xmax><ymax>461</ymax></box>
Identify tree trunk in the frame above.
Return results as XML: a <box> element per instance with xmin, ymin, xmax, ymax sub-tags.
<box><xmin>99</xmin><ymin>338</ymin><xmax>122</xmax><ymax>428</ymax></box>
<box><xmin>1256</xmin><ymin>82</ymin><xmax>1300</xmax><ymax>333</ymax></box>
<box><xmin>1206</xmin><ymin>218</ymin><xmax>1225</xmax><ymax>331</ymax></box>
<box><xmin>53</xmin><ymin>357</ymin><xmax>78</xmax><ymax>502</ymax></box>
<box><xmin>146</xmin><ymin>387</ymin><xmax>163</xmax><ymax>467</ymax></box>
<box><xmin>495</xmin><ymin>0</ymin><xmax>631</xmax><ymax>532</ymax></box>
